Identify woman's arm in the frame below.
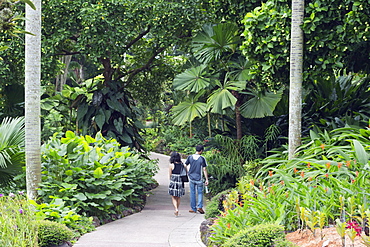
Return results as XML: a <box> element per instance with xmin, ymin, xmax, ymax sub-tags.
<box><xmin>169</xmin><ymin>163</ymin><xmax>174</xmax><ymax>179</ymax></box>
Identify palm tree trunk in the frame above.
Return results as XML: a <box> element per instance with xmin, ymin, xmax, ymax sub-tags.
<box><xmin>234</xmin><ymin>91</ymin><xmax>243</xmax><ymax>140</ymax></box>
<box><xmin>207</xmin><ymin>112</ymin><xmax>211</xmax><ymax>138</ymax></box>
<box><xmin>25</xmin><ymin>0</ymin><xmax>42</xmax><ymax>201</ymax></box>
<box><xmin>288</xmin><ymin>0</ymin><xmax>304</xmax><ymax>159</ymax></box>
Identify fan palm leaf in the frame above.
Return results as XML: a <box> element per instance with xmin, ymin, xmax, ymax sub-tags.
<box><xmin>240</xmin><ymin>89</ymin><xmax>283</xmax><ymax>118</ymax></box>
<box><xmin>173</xmin><ymin>65</ymin><xmax>211</xmax><ymax>92</ymax></box>
<box><xmin>0</xmin><ymin>117</ymin><xmax>25</xmax><ymax>187</ymax></box>
<box><xmin>192</xmin><ymin>23</ymin><xmax>240</xmax><ymax>64</ymax></box>
<box><xmin>206</xmin><ymin>73</ymin><xmax>246</xmax><ymax>114</ymax></box>
<box><xmin>171</xmin><ymin>93</ymin><xmax>207</xmax><ymax>126</ymax></box>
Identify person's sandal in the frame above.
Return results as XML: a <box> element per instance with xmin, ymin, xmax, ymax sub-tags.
<box><xmin>197</xmin><ymin>208</ymin><xmax>205</xmax><ymax>214</ymax></box>
<box><xmin>189</xmin><ymin>210</ymin><xmax>196</xmax><ymax>213</ymax></box>
<box><xmin>174</xmin><ymin>210</ymin><xmax>179</xmax><ymax>217</ymax></box>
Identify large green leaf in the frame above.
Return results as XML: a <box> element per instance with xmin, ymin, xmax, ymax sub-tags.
<box><xmin>192</xmin><ymin>23</ymin><xmax>240</xmax><ymax>63</ymax></box>
<box><xmin>171</xmin><ymin>99</ymin><xmax>207</xmax><ymax>126</ymax></box>
<box><xmin>240</xmin><ymin>89</ymin><xmax>283</xmax><ymax>118</ymax></box>
<box><xmin>207</xmin><ymin>88</ymin><xmax>237</xmax><ymax>114</ymax></box>
<box><xmin>173</xmin><ymin>65</ymin><xmax>211</xmax><ymax>92</ymax></box>
<box><xmin>353</xmin><ymin>140</ymin><xmax>368</xmax><ymax>165</ymax></box>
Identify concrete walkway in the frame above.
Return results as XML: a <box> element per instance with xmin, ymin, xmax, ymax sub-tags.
<box><xmin>73</xmin><ymin>152</ymin><xmax>206</xmax><ymax>247</ymax></box>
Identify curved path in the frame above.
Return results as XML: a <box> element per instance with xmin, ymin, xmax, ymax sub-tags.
<box><xmin>73</xmin><ymin>152</ymin><xmax>206</xmax><ymax>247</ymax></box>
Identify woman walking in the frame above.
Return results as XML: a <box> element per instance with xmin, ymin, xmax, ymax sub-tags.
<box><xmin>168</xmin><ymin>151</ymin><xmax>186</xmax><ymax>217</ymax></box>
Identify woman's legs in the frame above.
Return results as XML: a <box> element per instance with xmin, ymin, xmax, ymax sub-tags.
<box><xmin>172</xmin><ymin>196</ymin><xmax>180</xmax><ymax>216</ymax></box>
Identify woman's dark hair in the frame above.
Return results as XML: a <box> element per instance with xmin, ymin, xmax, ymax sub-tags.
<box><xmin>170</xmin><ymin>151</ymin><xmax>181</xmax><ymax>163</ymax></box>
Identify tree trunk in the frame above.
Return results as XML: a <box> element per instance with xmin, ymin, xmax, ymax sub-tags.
<box><xmin>55</xmin><ymin>55</ymin><xmax>72</xmax><ymax>92</ymax></box>
<box><xmin>25</xmin><ymin>0</ymin><xmax>42</xmax><ymax>201</ymax></box>
<box><xmin>288</xmin><ymin>0</ymin><xmax>304</xmax><ymax>159</ymax></box>
<box><xmin>234</xmin><ymin>91</ymin><xmax>243</xmax><ymax>140</ymax></box>
<box><xmin>207</xmin><ymin>112</ymin><xmax>211</xmax><ymax>138</ymax></box>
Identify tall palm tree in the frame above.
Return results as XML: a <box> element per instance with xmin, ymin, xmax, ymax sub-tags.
<box><xmin>288</xmin><ymin>0</ymin><xmax>304</xmax><ymax>159</ymax></box>
<box><xmin>25</xmin><ymin>0</ymin><xmax>41</xmax><ymax>200</ymax></box>
<box><xmin>0</xmin><ymin>117</ymin><xmax>25</xmax><ymax>188</ymax></box>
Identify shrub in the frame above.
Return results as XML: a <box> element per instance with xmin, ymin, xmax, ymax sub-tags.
<box><xmin>223</xmin><ymin>223</ymin><xmax>286</xmax><ymax>247</ymax></box>
<box><xmin>37</xmin><ymin>220</ymin><xmax>74</xmax><ymax>247</ymax></box>
<box><xmin>30</xmin><ymin>198</ymin><xmax>95</xmax><ymax>236</ymax></box>
<box><xmin>39</xmin><ymin>131</ymin><xmax>159</xmax><ymax>221</ymax></box>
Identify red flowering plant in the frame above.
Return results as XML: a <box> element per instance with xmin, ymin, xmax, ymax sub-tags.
<box><xmin>346</xmin><ymin>220</ymin><xmax>362</xmax><ymax>236</ymax></box>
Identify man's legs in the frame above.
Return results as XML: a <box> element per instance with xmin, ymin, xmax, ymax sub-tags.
<box><xmin>189</xmin><ymin>180</ymin><xmax>197</xmax><ymax>212</ymax></box>
<box><xmin>195</xmin><ymin>180</ymin><xmax>204</xmax><ymax>210</ymax></box>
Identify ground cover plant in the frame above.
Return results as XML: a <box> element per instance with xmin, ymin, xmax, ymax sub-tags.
<box><xmin>39</xmin><ymin>131</ymin><xmax>159</xmax><ymax>222</ymax></box>
<box><xmin>205</xmin><ymin>125</ymin><xmax>370</xmax><ymax>246</ymax></box>
<box><xmin>0</xmin><ymin>192</ymin><xmax>38</xmax><ymax>247</ymax></box>
<box><xmin>0</xmin><ymin>192</ymin><xmax>80</xmax><ymax>247</ymax></box>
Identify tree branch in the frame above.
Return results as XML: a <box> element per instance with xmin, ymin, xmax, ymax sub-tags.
<box><xmin>125</xmin><ymin>26</ymin><xmax>151</xmax><ymax>50</ymax></box>
<box><xmin>115</xmin><ymin>46</ymin><xmax>166</xmax><ymax>85</ymax></box>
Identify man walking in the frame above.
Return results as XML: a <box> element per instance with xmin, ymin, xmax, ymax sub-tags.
<box><xmin>185</xmin><ymin>144</ymin><xmax>209</xmax><ymax>214</ymax></box>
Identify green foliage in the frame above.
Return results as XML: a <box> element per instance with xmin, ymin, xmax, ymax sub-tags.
<box><xmin>223</xmin><ymin>223</ymin><xmax>286</xmax><ymax>247</ymax></box>
<box><xmin>39</xmin><ymin>131</ymin><xmax>159</xmax><ymax>221</ymax></box>
<box><xmin>0</xmin><ymin>117</ymin><xmax>25</xmax><ymax>188</ymax></box>
<box><xmin>0</xmin><ymin>193</ymin><xmax>38</xmax><ymax>247</ymax></box>
<box><xmin>205</xmin><ymin>134</ymin><xmax>260</xmax><ymax>195</ymax></box>
<box><xmin>37</xmin><ymin>220</ymin><xmax>74</xmax><ymax>247</ymax></box>
<box><xmin>30</xmin><ymin>198</ymin><xmax>95</xmax><ymax>236</ymax></box>
<box><xmin>208</xmin><ymin>126</ymin><xmax>370</xmax><ymax>245</ymax></box>
<box><xmin>204</xmin><ymin>190</ymin><xmax>230</xmax><ymax>219</ymax></box>
<box><xmin>209</xmin><ymin>202</ymin><xmax>253</xmax><ymax>245</ymax></box>
<box><xmin>302</xmin><ymin>74</ymin><xmax>370</xmax><ymax>130</ymax></box>
<box><xmin>241</xmin><ymin>0</ymin><xmax>370</xmax><ymax>87</ymax></box>
<box><xmin>75</xmin><ymin>79</ymin><xmax>146</xmax><ymax>149</ymax></box>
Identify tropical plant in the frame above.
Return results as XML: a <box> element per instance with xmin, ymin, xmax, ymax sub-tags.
<box><xmin>0</xmin><ymin>117</ymin><xmax>25</xmax><ymax>189</ymax></box>
<box><xmin>172</xmin><ymin>23</ymin><xmax>283</xmax><ymax>140</ymax></box>
<box><xmin>302</xmin><ymin>74</ymin><xmax>370</xmax><ymax>130</ymax></box>
<box><xmin>30</xmin><ymin>198</ymin><xmax>95</xmax><ymax>236</ymax></box>
<box><xmin>39</xmin><ymin>131</ymin><xmax>158</xmax><ymax>221</ymax></box>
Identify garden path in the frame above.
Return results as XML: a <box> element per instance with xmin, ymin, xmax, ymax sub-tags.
<box><xmin>73</xmin><ymin>152</ymin><xmax>206</xmax><ymax>247</ymax></box>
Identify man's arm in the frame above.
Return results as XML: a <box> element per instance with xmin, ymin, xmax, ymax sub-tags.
<box><xmin>203</xmin><ymin>167</ymin><xmax>209</xmax><ymax>186</ymax></box>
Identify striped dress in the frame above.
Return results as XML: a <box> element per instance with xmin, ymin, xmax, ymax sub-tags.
<box><xmin>168</xmin><ymin>162</ymin><xmax>185</xmax><ymax>197</ymax></box>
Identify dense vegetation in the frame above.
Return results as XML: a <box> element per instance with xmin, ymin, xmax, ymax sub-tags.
<box><xmin>0</xmin><ymin>0</ymin><xmax>369</xmax><ymax>245</ymax></box>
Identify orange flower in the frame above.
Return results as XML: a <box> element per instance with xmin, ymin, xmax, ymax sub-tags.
<box><xmin>338</xmin><ymin>162</ymin><xmax>342</xmax><ymax>168</ymax></box>
<box><xmin>294</xmin><ymin>167</ymin><xmax>298</xmax><ymax>174</ymax></box>
<box><xmin>308</xmin><ymin>177</ymin><xmax>313</xmax><ymax>181</ymax></box>
<box><xmin>227</xmin><ymin>223</ymin><xmax>231</xmax><ymax>229</ymax></box>
<box><xmin>346</xmin><ymin>160</ymin><xmax>351</xmax><ymax>167</ymax></box>
<box><xmin>325</xmin><ymin>173</ymin><xmax>329</xmax><ymax>178</ymax></box>
<box><xmin>326</xmin><ymin>162</ymin><xmax>331</xmax><ymax>169</ymax></box>
<box><xmin>307</xmin><ymin>162</ymin><xmax>311</xmax><ymax>168</ymax></box>
<box><xmin>300</xmin><ymin>171</ymin><xmax>305</xmax><ymax>178</ymax></box>
<box><xmin>320</xmin><ymin>143</ymin><xmax>325</xmax><ymax>150</ymax></box>
<box><xmin>325</xmin><ymin>187</ymin><xmax>329</xmax><ymax>193</ymax></box>
<box><xmin>280</xmin><ymin>180</ymin><xmax>285</xmax><ymax>185</ymax></box>
<box><xmin>250</xmin><ymin>179</ymin><xmax>255</xmax><ymax>186</ymax></box>
<box><xmin>269</xmin><ymin>170</ymin><xmax>273</xmax><ymax>177</ymax></box>
<box><xmin>351</xmin><ymin>179</ymin><xmax>356</xmax><ymax>183</ymax></box>
<box><xmin>356</xmin><ymin>171</ymin><xmax>359</xmax><ymax>177</ymax></box>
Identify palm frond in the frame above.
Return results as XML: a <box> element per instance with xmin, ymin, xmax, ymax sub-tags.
<box><xmin>173</xmin><ymin>65</ymin><xmax>211</xmax><ymax>92</ymax></box>
<box><xmin>240</xmin><ymin>88</ymin><xmax>283</xmax><ymax>118</ymax></box>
